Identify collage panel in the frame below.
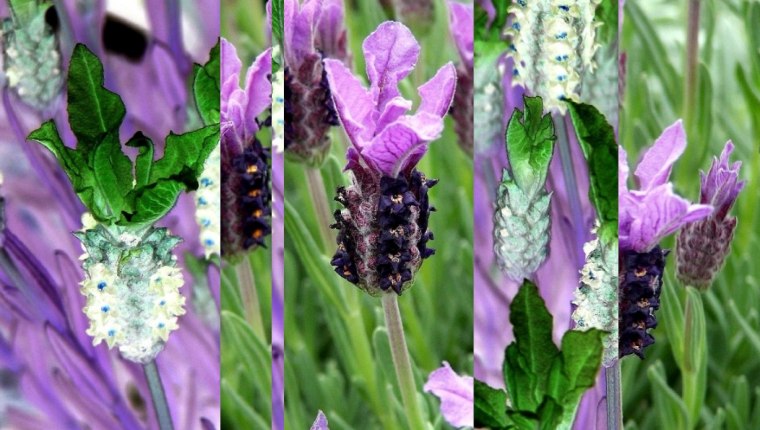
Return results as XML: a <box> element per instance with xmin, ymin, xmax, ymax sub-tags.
<box><xmin>473</xmin><ymin>1</ymin><xmax>619</xmax><ymax>429</ymax></box>
<box><xmin>620</xmin><ymin>0</ymin><xmax>760</xmax><ymax>428</ymax></box>
<box><xmin>0</xmin><ymin>1</ymin><xmax>220</xmax><ymax>429</ymax></box>
<box><xmin>219</xmin><ymin>0</ymin><xmax>278</xmax><ymax>428</ymax></box>
<box><xmin>283</xmin><ymin>0</ymin><xmax>474</xmax><ymax>428</ymax></box>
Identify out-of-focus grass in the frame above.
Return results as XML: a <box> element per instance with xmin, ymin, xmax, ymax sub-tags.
<box><xmin>220</xmin><ymin>1</ymin><xmax>274</xmax><ymax>428</ymax></box>
<box><xmin>284</xmin><ymin>1</ymin><xmax>473</xmax><ymax>428</ymax></box>
<box><xmin>621</xmin><ymin>1</ymin><xmax>760</xmax><ymax>428</ymax></box>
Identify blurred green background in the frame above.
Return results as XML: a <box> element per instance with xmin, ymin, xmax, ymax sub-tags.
<box><xmin>621</xmin><ymin>1</ymin><xmax>760</xmax><ymax>428</ymax></box>
<box><xmin>283</xmin><ymin>1</ymin><xmax>473</xmax><ymax>428</ymax></box>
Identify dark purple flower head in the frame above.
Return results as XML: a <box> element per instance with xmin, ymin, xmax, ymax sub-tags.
<box><xmin>220</xmin><ymin>39</ymin><xmax>273</xmax><ymax>256</ymax></box>
<box><xmin>699</xmin><ymin>141</ymin><xmax>745</xmax><ymax>219</ymax></box>
<box><xmin>326</xmin><ymin>21</ymin><xmax>455</xmax><ymax>296</ymax></box>
<box><xmin>619</xmin><ymin>120</ymin><xmax>712</xmax><ymax>253</ymax></box>
<box><xmin>283</xmin><ymin>0</ymin><xmax>349</xmax><ymax>164</ymax></box>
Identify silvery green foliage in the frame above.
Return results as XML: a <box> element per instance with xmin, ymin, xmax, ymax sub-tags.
<box><xmin>196</xmin><ymin>144</ymin><xmax>221</xmax><ymax>258</ymax></box>
<box><xmin>2</xmin><ymin>10</ymin><xmax>62</xmax><ymax>110</ymax></box>
<box><xmin>473</xmin><ymin>57</ymin><xmax>504</xmax><ymax>154</ymax></box>
<box><xmin>493</xmin><ymin>169</ymin><xmax>551</xmax><ymax>282</ymax></box>
<box><xmin>580</xmin><ymin>42</ymin><xmax>618</xmax><ymax>126</ymax></box>
<box><xmin>572</xmin><ymin>233</ymin><xmax>618</xmax><ymax>367</ymax></box>
<box><xmin>76</xmin><ymin>218</ymin><xmax>185</xmax><ymax>364</ymax></box>
<box><xmin>507</xmin><ymin>0</ymin><xmax>600</xmax><ymax>113</ymax></box>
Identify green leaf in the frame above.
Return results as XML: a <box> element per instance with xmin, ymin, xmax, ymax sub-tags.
<box><xmin>150</xmin><ymin>125</ymin><xmax>219</xmax><ymax>185</ymax></box>
<box><xmin>66</xmin><ymin>44</ymin><xmax>126</xmax><ymax>147</ymax></box>
<box><xmin>193</xmin><ymin>40</ymin><xmax>221</xmax><ymax>125</ymax></box>
<box><xmin>126</xmin><ymin>132</ymin><xmax>154</xmax><ymax>189</ymax></box>
<box><xmin>555</xmin><ymin>329</ymin><xmax>604</xmax><ymax>427</ymax></box>
<box><xmin>92</xmin><ymin>131</ymin><xmax>133</xmax><ymax>218</ymax></box>
<box><xmin>474</xmin><ymin>380</ymin><xmax>509</xmax><ymax>429</ymax></box>
<box><xmin>594</xmin><ymin>0</ymin><xmax>619</xmax><ymax>45</ymax></box>
<box><xmin>271</xmin><ymin>0</ymin><xmax>284</xmax><ymax>45</ymax></box>
<box><xmin>505</xmin><ymin>97</ymin><xmax>556</xmax><ymax>196</ymax></box>
<box><xmin>566</xmin><ymin>101</ymin><xmax>618</xmax><ymax>244</ymax></box>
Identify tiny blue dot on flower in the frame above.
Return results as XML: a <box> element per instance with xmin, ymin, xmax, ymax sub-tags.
<box><xmin>97</xmin><ymin>281</ymin><xmax>106</xmax><ymax>290</ymax></box>
<box><xmin>512</xmin><ymin>23</ymin><xmax>521</xmax><ymax>31</ymax></box>
<box><xmin>556</xmin><ymin>32</ymin><xmax>568</xmax><ymax>40</ymax></box>
<box><xmin>200</xmin><ymin>178</ymin><xmax>212</xmax><ymax>186</ymax></box>
<box><xmin>202</xmin><ymin>218</ymin><xmax>211</xmax><ymax>227</ymax></box>
<box><xmin>108</xmin><ymin>329</ymin><xmax>116</xmax><ymax>337</ymax></box>
<box><xmin>159</xmin><ymin>300</ymin><xmax>166</xmax><ymax>306</ymax></box>
<box><xmin>559</xmin><ymin>5</ymin><xmax>570</xmax><ymax>12</ymax></box>
<box><xmin>158</xmin><ymin>322</ymin><xmax>165</xmax><ymax>329</ymax></box>
<box><xmin>101</xmin><ymin>305</ymin><xmax>110</xmax><ymax>312</ymax></box>
<box><xmin>198</xmin><ymin>197</ymin><xmax>208</xmax><ymax>206</ymax></box>
<box><xmin>205</xmin><ymin>238</ymin><xmax>214</xmax><ymax>246</ymax></box>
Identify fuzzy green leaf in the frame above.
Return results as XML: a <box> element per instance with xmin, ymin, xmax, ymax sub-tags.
<box><xmin>567</xmin><ymin>101</ymin><xmax>618</xmax><ymax>244</ymax></box>
<box><xmin>271</xmin><ymin>0</ymin><xmax>284</xmax><ymax>45</ymax></box>
<box><xmin>505</xmin><ymin>97</ymin><xmax>556</xmax><ymax>197</ymax></box>
<box><xmin>474</xmin><ymin>380</ymin><xmax>509</xmax><ymax>429</ymax></box>
<box><xmin>92</xmin><ymin>131</ymin><xmax>133</xmax><ymax>218</ymax></box>
<box><xmin>193</xmin><ymin>40</ymin><xmax>220</xmax><ymax>125</ymax></box>
<box><xmin>594</xmin><ymin>0</ymin><xmax>619</xmax><ymax>45</ymax></box>
<box><xmin>126</xmin><ymin>132</ymin><xmax>154</xmax><ymax>189</ymax></box>
<box><xmin>67</xmin><ymin>44</ymin><xmax>126</xmax><ymax>147</ymax></box>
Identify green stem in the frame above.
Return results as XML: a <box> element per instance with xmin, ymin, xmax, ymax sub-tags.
<box><xmin>554</xmin><ymin>114</ymin><xmax>586</xmax><ymax>266</ymax></box>
<box><xmin>382</xmin><ymin>293</ymin><xmax>426</xmax><ymax>430</ymax></box>
<box><xmin>305</xmin><ymin>167</ymin><xmax>335</xmax><ymax>251</ymax></box>
<box><xmin>606</xmin><ymin>363</ymin><xmax>623</xmax><ymax>430</ymax></box>
<box><xmin>683</xmin><ymin>0</ymin><xmax>701</xmax><ymax>134</ymax></box>
<box><xmin>144</xmin><ymin>360</ymin><xmax>174</xmax><ymax>430</ymax></box>
<box><xmin>236</xmin><ymin>258</ymin><xmax>266</xmax><ymax>339</ymax></box>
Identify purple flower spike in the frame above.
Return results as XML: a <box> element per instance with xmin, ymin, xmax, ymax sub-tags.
<box><xmin>327</xmin><ymin>21</ymin><xmax>455</xmax><ymax>296</ymax></box>
<box><xmin>284</xmin><ymin>0</ymin><xmax>350</xmax><ymax>164</ymax></box>
<box><xmin>424</xmin><ymin>362</ymin><xmax>474</xmax><ymax>428</ymax></box>
<box><xmin>619</xmin><ymin>120</ymin><xmax>712</xmax><ymax>359</ymax></box>
<box><xmin>447</xmin><ymin>0</ymin><xmax>474</xmax><ymax>155</ymax></box>
<box><xmin>619</xmin><ymin>120</ymin><xmax>713</xmax><ymax>253</ymax></box>
<box><xmin>220</xmin><ymin>39</ymin><xmax>274</xmax><ymax>256</ymax></box>
<box><xmin>324</xmin><ymin>21</ymin><xmax>457</xmax><ymax>177</ymax></box>
<box><xmin>676</xmin><ymin>141</ymin><xmax>745</xmax><ymax>289</ymax></box>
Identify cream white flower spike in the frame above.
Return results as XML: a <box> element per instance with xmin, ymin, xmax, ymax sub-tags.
<box><xmin>507</xmin><ymin>0</ymin><xmax>601</xmax><ymax>113</ymax></box>
<box><xmin>195</xmin><ymin>144</ymin><xmax>221</xmax><ymax>258</ymax></box>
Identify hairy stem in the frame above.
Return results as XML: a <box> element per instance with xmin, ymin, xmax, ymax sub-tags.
<box><xmin>606</xmin><ymin>363</ymin><xmax>623</xmax><ymax>430</ymax></box>
<box><xmin>144</xmin><ymin>361</ymin><xmax>174</xmax><ymax>430</ymax></box>
<box><xmin>383</xmin><ymin>293</ymin><xmax>426</xmax><ymax>430</ymax></box>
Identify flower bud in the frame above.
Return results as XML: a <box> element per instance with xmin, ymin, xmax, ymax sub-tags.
<box><xmin>493</xmin><ymin>169</ymin><xmax>551</xmax><ymax>282</ymax></box>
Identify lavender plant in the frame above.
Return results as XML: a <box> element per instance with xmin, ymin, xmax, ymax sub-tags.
<box><xmin>446</xmin><ymin>0</ymin><xmax>474</xmax><ymax>156</ymax></box>
<box><xmin>283</xmin><ymin>0</ymin><xmax>349</xmax><ymax>165</ymax></box>
<box><xmin>27</xmin><ymin>43</ymin><xmax>218</xmax><ymax>429</ymax></box>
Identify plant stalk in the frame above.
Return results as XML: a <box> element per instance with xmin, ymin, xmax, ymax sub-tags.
<box><xmin>236</xmin><ymin>258</ymin><xmax>266</xmax><ymax>339</ymax></box>
<box><xmin>144</xmin><ymin>360</ymin><xmax>174</xmax><ymax>430</ymax></box>
<box><xmin>606</xmin><ymin>362</ymin><xmax>623</xmax><ymax>430</ymax></box>
<box><xmin>554</xmin><ymin>114</ymin><xmax>586</xmax><ymax>267</ymax></box>
<box><xmin>305</xmin><ymin>167</ymin><xmax>335</xmax><ymax>251</ymax></box>
<box><xmin>382</xmin><ymin>293</ymin><xmax>426</xmax><ymax>430</ymax></box>
<box><xmin>684</xmin><ymin>0</ymin><xmax>701</xmax><ymax>134</ymax></box>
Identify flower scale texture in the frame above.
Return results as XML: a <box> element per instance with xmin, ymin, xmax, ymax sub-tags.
<box><xmin>196</xmin><ymin>145</ymin><xmax>221</xmax><ymax>258</ymax></box>
<box><xmin>677</xmin><ymin>141</ymin><xmax>745</xmax><ymax>289</ymax></box>
<box><xmin>2</xmin><ymin>3</ymin><xmax>63</xmax><ymax>110</ymax></box>
<box><xmin>618</xmin><ymin>120</ymin><xmax>712</xmax><ymax>359</ymax></box>
<box><xmin>507</xmin><ymin>0</ymin><xmax>601</xmax><ymax>113</ymax></box>
<box><xmin>572</xmin><ymin>233</ymin><xmax>618</xmax><ymax>367</ymax></box>
<box><xmin>220</xmin><ymin>39</ymin><xmax>273</xmax><ymax>256</ymax></box>
<box><xmin>77</xmin><ymin>222</ymin><xmax>185</xmax><ymax>363</ymax></box>
<box><xmin>284</xmin><ymin>0</ymin><xmax>350</xmax><ymax>164</ymax></box>
<box><xmin>324</xmin><ymin>21</ymin><xmax>456</xmax><ymax>296</ymax></box>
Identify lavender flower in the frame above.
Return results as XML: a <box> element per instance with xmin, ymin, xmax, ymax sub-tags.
<box><xmin>423</xmin><ymin>362</ymin><xmax>474</xmax><ymax>428</ymax></box>
<box><xmin>220</xmin><ymin>39</ymin><xmax>273</xmax><ymax>256</ymax></box>
<box><xmin>619</xmin><ymin>120</ymin><xmax>712</xmax><ymax>358</ymax></box>
<box><xmin>283</xmin><ymin>0</ymin><xmax>349</xmax><ymax>165</ymax></box>
<box><xmin>324</xmin><ymin>21</ymin><xmax>456</xmax><ymax>295</ymax></box>
<box><xmin>676</xmin><ymin>141</ymin><xmax>745</xmax><ymax>289</ymax></box>
<box><xmin>2</xmin><ymin>1</ymin><xmax>63</xmax><ymax>111</ymax></box>
<box><xmin>447</xmin><ymin>0</ymin><xmax>474</xmax><ymax>155</ymax></box>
